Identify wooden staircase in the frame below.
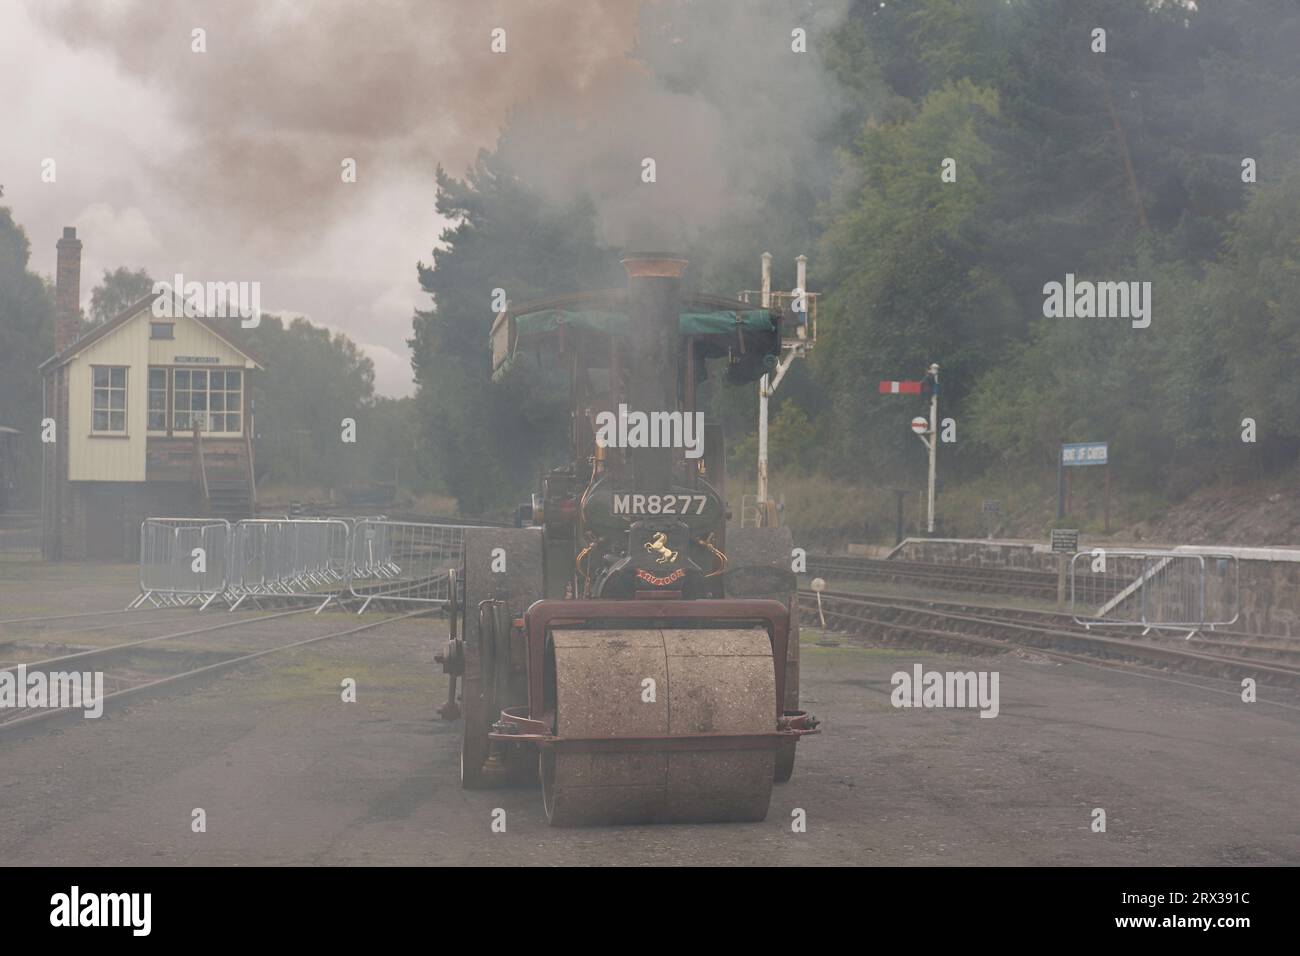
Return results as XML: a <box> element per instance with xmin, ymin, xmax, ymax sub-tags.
<box><xmin>146</xmin><ymin>427</ymin><xmax>257</xmax><ymax>519</ymax></box>
<box><xmin>207</xmin><ymin>477</ymin><xmax>253</xmax><ymax>519</ymax></box>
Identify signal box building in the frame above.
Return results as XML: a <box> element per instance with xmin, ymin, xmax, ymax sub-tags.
<box><xmin>40</xmin><ymin>227</ymin><xmax>262</xmax><ymax>560</ymax></box>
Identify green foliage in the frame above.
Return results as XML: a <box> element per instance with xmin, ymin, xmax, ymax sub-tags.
<box><xmin>89</xmin><ymin>267</ymin><xmax>153</xmax><ymax>325</ymax></box>
<box><xmin>728</xmin><ymin>401</ymin><xmax>819</xmax><ymax>479</ymax></box>
<box><xmin>1209</xmin><ymin>159</ymin><xmax>1300</xmax><ymax>466</ymax></box>
<box><xmin>409</xmin><ymin>159</ymin><xmax>620</xmax><ymax>513</ymax></box>
<box><xmin>817</xmin><ymin>78</ymin><xmax>1006</xmax><ymax>481</ymax></box>
<box><xmin>240</xmin><ymin>314</ymin><xmax>379</xmax><ymax>490</ymax></box>
<box><xmin>404</xmin><ymin>0</ymin><xmax>1300</xmax><ymax>519</ymax></box>
<box><xmin>0</xmin><ymin>205</ymin><xmax>55</xmax><ymax>507</ymax></box>
<box><xmin>813</xmin><ymin>0</ymin><xmax>1300</xmax><ymax>501</ymax></box>
<box><xmin>362</xmin><ymin>395</ymin><xmax>436</xmax><ymax>495</ymax></box>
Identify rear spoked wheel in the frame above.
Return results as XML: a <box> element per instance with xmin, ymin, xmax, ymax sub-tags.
<box><xmin>459</xmin><ymin>646</ymin><xmax>491</xmax><ymax>789</ymax></box>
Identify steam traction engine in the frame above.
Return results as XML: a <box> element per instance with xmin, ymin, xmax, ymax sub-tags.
<box><xmin>437</xmin><ymin>254</ymin><xmax>817</xmax><ymax>825</ymax></box>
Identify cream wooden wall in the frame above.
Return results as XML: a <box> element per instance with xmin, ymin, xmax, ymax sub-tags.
<box><xmin>66</xmin><ymin>307</ymin><xmax>256</xmax><ymax>482</ymax></box>
<box><xmin>146</xmin><ymin>315</ymin><xmax>258</xmax><ymax>370</ymax></box>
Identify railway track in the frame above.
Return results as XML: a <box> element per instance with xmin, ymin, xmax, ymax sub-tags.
<box><xmin>850</xmin><ymin>591</ymin><xmax>1296</xmax><ymax>663</ymax></box>
<box><xmin>805</xmin><ymin>553</ymin><xmax>1127</xmax><ymax>602</ymax></box>
<box><xmin>347</xmin><ymin>571</ymin><xmax>453</xmax><ymax>613</ymax></box>
<box><xmin>0</xmin><ymin>606</ymin><xmax>430</xmax><ymax>736</ymax></box>
<box><xmin>0</xmin><ymin>606</ymin><xmax>180</xmax><ymax>627</ymax></box>
<box><xmin>141</xmin><ymin>572</ymin><xmax>455</xmax><ymax>614</ymax></box>
<box><xmin>799</xmin><ymin>587</ymin><xmax>1300</xmax><ymax>690</ymax></box>
<box><xmin>0</xmin><ymin>606</ymin><xmax>215</xmax><ymax>645</ymax></box>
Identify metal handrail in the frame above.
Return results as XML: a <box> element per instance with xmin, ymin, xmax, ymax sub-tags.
<box><xmin>192</xmin><ymin>421</ymin><xmax>209</xmax><ymax>506</ymax></box>
<box><xmin>1070</xmin><ymin>549</ymin><xmax>1240</xmax><ymax>635</ymax></box>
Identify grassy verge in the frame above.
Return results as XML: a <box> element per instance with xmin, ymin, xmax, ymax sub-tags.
<box><xmin>735</xmin><ymin>469</ymin><xmax>1176</xmax><ymax>548</ymax></box>
<box><xmin>255</xmin><ymin>483</ymin><xmax>460</xmax><ymax>517</ymax></box>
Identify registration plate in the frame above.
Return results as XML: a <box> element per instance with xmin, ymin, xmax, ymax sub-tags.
<box><xmin>612</xmin><ymin>494</ymin><xmax>708</xmax><ymax>516</ymax></box>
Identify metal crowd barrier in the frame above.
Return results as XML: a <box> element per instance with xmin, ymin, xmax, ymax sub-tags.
<box><xmin>225</xmin><ymin>517</ymin><xmax>351</xmax><ymax>612</ymax></box>
<box><xmin>132</xmin><ymin>516</ymin><xmax>466</xmax><ymax>614</ymax></box>
<box><xmin>347</xmin><ymin>519</ymin><xmax>401</xmax><ymax>582</ymax></box>
<box><xmin>1070</xmin><ymin>549</ymin><xmax>1239</xmax><ymax>635</ymax></box>
<box><xmin>131</xmin><ymin>518</ymin><xmax>232</xmax><ymax>610</ymax></box>
<box><xmin>347</xmin><ymin>520</ymin><xmax>464</xmax><ymax>613</ymax></box>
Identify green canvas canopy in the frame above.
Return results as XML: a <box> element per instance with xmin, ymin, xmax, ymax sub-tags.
<box><xmin>490</xmin><ymin>291</ymin><xmax>782</xmax><ymax>384</ymax></box>
<box><xmin>512</xmin><ymin>308</ymin><xmax>777</xmax><ymax>338</ymax></box>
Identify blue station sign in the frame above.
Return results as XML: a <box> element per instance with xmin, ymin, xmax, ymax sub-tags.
<box><xmin>1061</xmin><ymin>441</ymin><xmax>1108</xmax><ymax>467</ymax></box>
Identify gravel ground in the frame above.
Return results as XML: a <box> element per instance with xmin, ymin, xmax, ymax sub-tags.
<box><xmin>1</xmin><ymin>564</ymin><xmax>1296</xmax><ymax>866</ymax></box>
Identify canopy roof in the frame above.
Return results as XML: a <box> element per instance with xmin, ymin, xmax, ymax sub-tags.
<box><xmin>491</xmin><ymin>290</ymin><xmax>780</xmax><ymax>382</ymax></box>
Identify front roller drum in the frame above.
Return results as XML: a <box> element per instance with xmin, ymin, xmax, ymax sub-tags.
<box><xmin>541</xmin><ymin>627</ymin><xmax>777</xmax><ymax>826</ymax></box>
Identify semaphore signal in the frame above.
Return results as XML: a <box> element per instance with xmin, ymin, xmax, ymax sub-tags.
<box><xmin>880</xmin><ymin>363</ymin><xmax>940</xmax><ymax>535</ymax></box>
<box><xmin>878</xmin><ymin>380</ymin><xmax>923</xmax><ymax>394</ymax></box>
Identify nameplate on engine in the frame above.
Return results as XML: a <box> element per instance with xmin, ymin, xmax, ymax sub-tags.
<box><xmin>636</xmin><ymin>567</ymin><xmax>687</xmax><ymax>587</ymax></box>
<box><xmin>612</xmin><ymin>494</ymin><xmax>708</xmax><ymax>516</ymax></box>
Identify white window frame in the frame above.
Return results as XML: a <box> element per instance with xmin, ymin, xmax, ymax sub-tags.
<box><xmin>147</xmin><ymin>367</ymin><xmax>169</xmax><ymax>433</ymax></box>
<box><xmin>91</xmin><ymin>365</ymin><xmax>128</xmax><ymax>434</ymax></box>
<box><xmin>173</xmin><ymin>367</ymin><xmax>243</xmax><ymax>436</ymax></box>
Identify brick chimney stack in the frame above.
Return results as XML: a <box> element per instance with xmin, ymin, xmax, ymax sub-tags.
<box><xmin>55</xmin><ymin>226</ymin><xmax>83</xmax><ymax>353</ymax></box>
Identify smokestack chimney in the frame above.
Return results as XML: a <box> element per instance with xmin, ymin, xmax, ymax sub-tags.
<box><xmin>621</xmin><ymin>252</ymin><xmax>688</xmax><ymax>488</ymax></box>
<box><xmin>55</xmin><ymin>226</ymin><xmax>82</xmax><ymax>353</ymax></box>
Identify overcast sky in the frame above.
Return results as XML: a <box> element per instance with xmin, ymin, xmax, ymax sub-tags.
<box><xmin>1</xmin><ymin>0</ymin><xmax>642</xmax><ymax>396</ymax></box>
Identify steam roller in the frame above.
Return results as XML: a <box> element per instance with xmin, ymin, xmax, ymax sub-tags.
<box><xmin>436</xmin><ymin>253</ymin><xmax>818</xmax><ymax>825</ymax></box>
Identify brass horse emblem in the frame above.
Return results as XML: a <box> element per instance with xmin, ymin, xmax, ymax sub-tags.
<box><xmin>644</xmin><ymin>532</ymin><xmax>678</xmax><ymax>565</ymax></box>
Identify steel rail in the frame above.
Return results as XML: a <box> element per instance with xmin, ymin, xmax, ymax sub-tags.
<box><xmin>0</xmin><ymin>605</ymin><xmax>316</xmax><ymax>673</ymax></box>
<box><xmin>799</xmin><ymin>589</ymin><xmax>1300</xmax><ymax>690</ymax></box>
<box><xmin>807</xmin><ymin>587</ymin><xmax>1298</xmax><ymax>661</ymax></box>
<box><xmin>0</xmin><ymin>609</ymin><xmax>431</xmax><ymax>736</ymax></box>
